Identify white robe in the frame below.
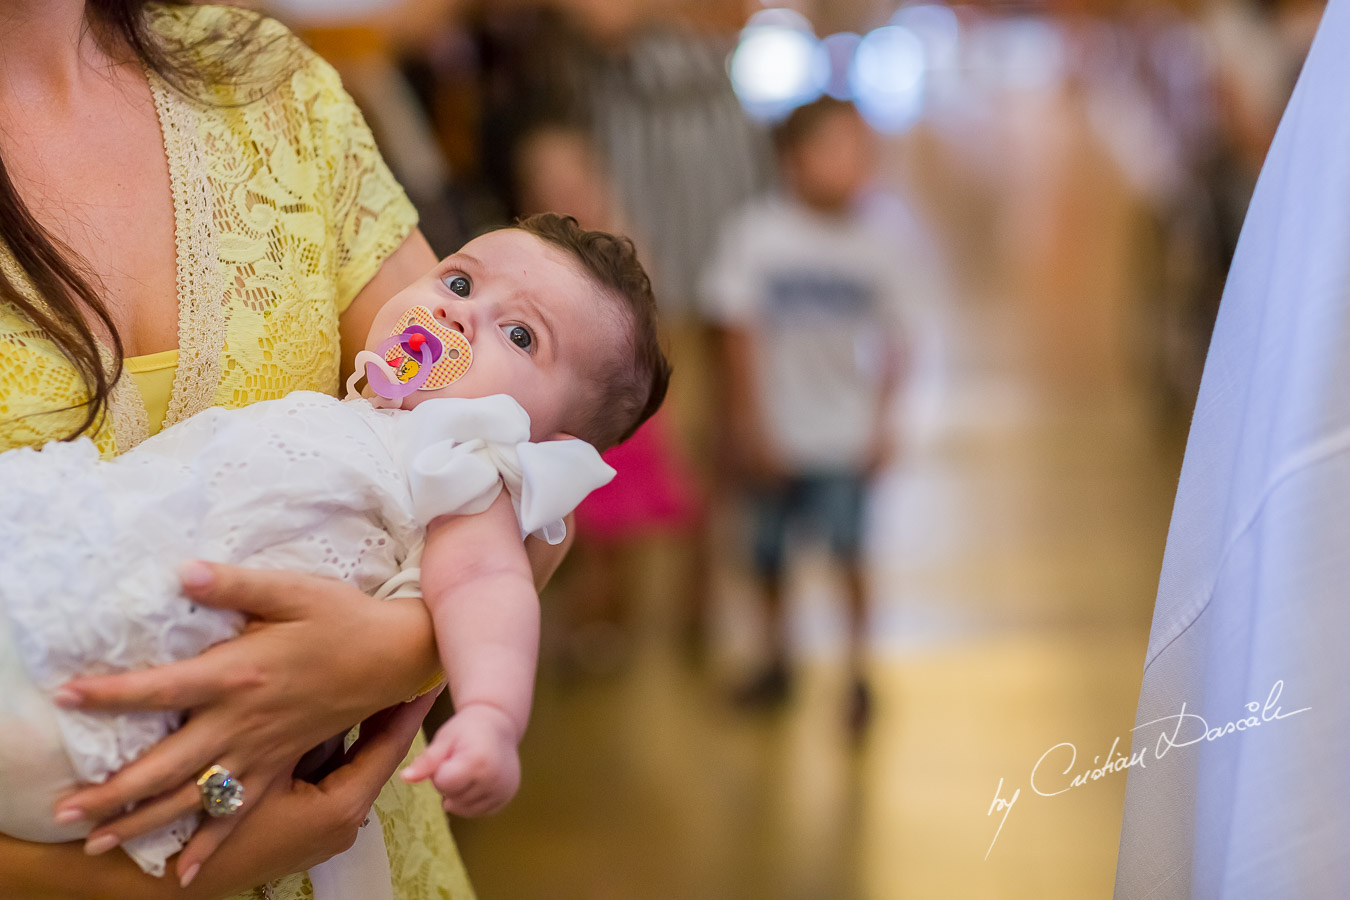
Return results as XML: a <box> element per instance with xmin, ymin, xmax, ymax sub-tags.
<box><xmin>1114</xmin><ymin>2</ymin><xmax>1349</xmax><ymax>896</ymax></box>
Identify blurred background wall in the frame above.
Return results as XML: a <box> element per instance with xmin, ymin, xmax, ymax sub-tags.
<box><xmin>256</xmin><ymin>0</ymin><xmax>1324</xmax><ymax>896</ymax></box>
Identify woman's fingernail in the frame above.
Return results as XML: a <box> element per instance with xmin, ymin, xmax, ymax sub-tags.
<box><xmin>52</xmin><ymin>688</ymin><xmax>81</xmax><ymax>709</ymax></box>
<box><xmin>84</xmin><ymin>833</ymin><xmax>119</xmax><ymax>855</ymax></box>
<box><xmin>180</xmin><ymin>863</ymin><xmax>201</xmax><ymax>888</ymax></box>
<box><xmin>179</xmin><ymin>560</ymin><xmax>213</xmax><ymax>590</ymax></box>
<box><xmin>53</xmin><ymin>806</ymin><xmax>84</xmax><ymax>825</ymax></box>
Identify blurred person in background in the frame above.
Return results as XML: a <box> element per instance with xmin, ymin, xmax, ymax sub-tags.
<box><xmin>458</xmin><ymin>1</ymin><xmax>768</xmax><ymax>664</ymax></box>
<box><xmin>702</xmin><ymin>99</ymin><xmax>909</xmax><ymax>736</ymax></box>
<box><xmin>512</xmin><ymin>120</ymin><xmax>709</xmax><ymax>673</ymax></box>
<box><xmin>264</xmin><ymin>0</ymin><xmax>468</xmax><ymax>253</ymax></box>
<box><xmin>1191</xmin><ymin>0</ymin><xmax>1323</xmax><ymax>319</ymax></box>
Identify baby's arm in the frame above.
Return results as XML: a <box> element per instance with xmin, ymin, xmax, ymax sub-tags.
<box><xmin>399</xmin><ymin>489</ymin><xmax>537</xmax><ymax>816</ymax></box>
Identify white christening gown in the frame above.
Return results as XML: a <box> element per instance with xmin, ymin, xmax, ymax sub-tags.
<box><xmin>0</xmin><ymin>391</ymin><xmax>612</xmax><ymax>881</ymax></box>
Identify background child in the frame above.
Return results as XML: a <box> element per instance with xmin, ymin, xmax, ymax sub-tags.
<box><xmin>0</xmin><ymin>214</ymin><xmax>669</xmax><ymax>890</ymax></box>
<box><xmin>701</xmin><ymin>99</ymin><xmax>908</xmax><ymax>735</ymax></box>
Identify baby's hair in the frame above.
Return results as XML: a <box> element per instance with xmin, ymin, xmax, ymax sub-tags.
<box><xmin>513</xmin><ymin>213</ymin><xmax>671</xmax><ymax>450</ymax></box>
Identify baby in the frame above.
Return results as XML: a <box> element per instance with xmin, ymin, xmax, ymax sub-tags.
<box><xmin>0</xmin><ymin>213</ymin><xmax>669</xmax><ymax>887</ymax></box>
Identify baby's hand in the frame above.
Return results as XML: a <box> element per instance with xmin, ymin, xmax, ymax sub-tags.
<box><xmin>401</xmin><ymin>704</ymin><xmax>521</xmax><ymax>816</ymax></box>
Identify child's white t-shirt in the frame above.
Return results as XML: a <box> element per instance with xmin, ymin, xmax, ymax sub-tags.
<box><xmin>701</xmin><ymin>193</ymin><xmax>910</xmax><ymax>471</ymax></box>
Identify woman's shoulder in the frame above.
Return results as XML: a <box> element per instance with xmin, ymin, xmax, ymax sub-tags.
<box><xmin>148</xmin><ymin>4</ymin><xmax>298</xmax><ymax>59</ymax></box>
<box><xmin>146</xmin><ymin>3</ymin><xmax>337</xmax><ymax>100</ymax></box>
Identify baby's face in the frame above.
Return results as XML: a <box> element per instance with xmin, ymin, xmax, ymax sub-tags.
<box><xmin>365</xmin><ymin>229</ymin><xmax>622</xmax><ymax>441</ymax></box>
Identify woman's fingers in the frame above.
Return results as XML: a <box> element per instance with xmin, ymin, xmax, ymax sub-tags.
<box><xmin>400</xmin><ymin>720</ymin><xmax>455</xmax><ymax>784</ymax></box>
<box><xmin>81</xmin><ymin>780</ymin><xmax>204</xmax><ymax>856</ymax></box>
<box><xmin>56</xmin><ymin>725</ymin><xmax>228</xmax><ymax>826</ymax></box>
<box><xmin>174</xmin><ymin>805</ymin><xmax>241</xmax><ymax>888</ymax></box>
<box><xmin>57</xmin><ymin>650</ymin><xmax>231</xmax><ymax>713</ymax></box>
<box><xmin>178</xmin><ymin>561</ymin><xmax>317</xmax><ymax>620</ymax></box>
<box><xmin>174</xmin><ymin>768</ymin><xmax>290</xmax><ymax>888</ymax></box>
<box><xmin>326</xmin><ymin>693</ymin><xmax>438</xmax><ymax>806</ymax></box>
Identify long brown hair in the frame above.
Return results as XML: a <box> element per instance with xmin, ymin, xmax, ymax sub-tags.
<box><xmin>0</xmin><ymin>0</ymin><xmax>267</xmax><ymax>441</ymax></box>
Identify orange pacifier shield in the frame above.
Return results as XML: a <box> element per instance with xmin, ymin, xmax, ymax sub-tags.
<box><xmin>384</xmin><ymin>306</ymin><xmax>472</xmax><ymax>389</ymax></box>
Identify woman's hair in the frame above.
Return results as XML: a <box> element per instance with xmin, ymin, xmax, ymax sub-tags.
<box><xmin>0</xmin><ymin>1</ymin><xmax>270</xmax><ymax>441</ymax></box>
<box><xmin>513</xmin><ymin>213</ymin><xmax>670</xmax><ymax>450</ymax></box>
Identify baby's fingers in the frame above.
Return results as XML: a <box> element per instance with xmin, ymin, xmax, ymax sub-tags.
<box><xmin>434</xmin><ymin>759</ymin><xmax>507</xmax><ymax>817</ymax></box>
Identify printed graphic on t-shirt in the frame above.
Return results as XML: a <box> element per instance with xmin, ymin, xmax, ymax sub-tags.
<box><xmin>765</xmin><ymin>271</ymin><xmax>876</xmax><ymax>319</ymax></box>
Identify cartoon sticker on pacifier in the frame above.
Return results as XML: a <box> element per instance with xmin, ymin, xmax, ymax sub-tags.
<box><xmin>383</xmin><ymin>306</ymin><xmax>472</xmax><ymax>389</ymax></box>
<box><xmin>352</xmin><ymin>306</ymin><xmax>473</xmax><ymax>403</ymax></box>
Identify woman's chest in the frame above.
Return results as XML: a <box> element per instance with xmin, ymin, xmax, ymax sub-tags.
<box><xmin>1</xmin><ymin>78</ymin><xmax>179</xmax><ymax>357</ymax></box>
<box><xmin>0</xmin><ymin>83</ymin><xmax>346</xmax><ymax>452</ymax></box>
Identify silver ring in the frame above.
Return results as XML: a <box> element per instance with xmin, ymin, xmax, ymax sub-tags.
<box><xmin>197</xmin><ymin>765</ymin><xmax>245</xmax><ymax>817</ymax></box>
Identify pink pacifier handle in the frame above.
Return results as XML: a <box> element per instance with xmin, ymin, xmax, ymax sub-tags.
<box><xmin>365</xmin><ymin>332</ymin><xmax>433</xmax><ymax>400</ymax></box>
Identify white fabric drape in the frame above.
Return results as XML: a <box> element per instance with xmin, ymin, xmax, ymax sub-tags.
<box><xmin>1114</xmin><ymin>2</ymin><xmax>1348</xmax><ymax>896</ymax></box>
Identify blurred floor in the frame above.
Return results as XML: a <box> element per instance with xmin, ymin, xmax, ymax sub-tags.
<box><xmin>451</xmin><ymin>82</ymin><xmax>1185</xmax><ymax>900</ymax></box>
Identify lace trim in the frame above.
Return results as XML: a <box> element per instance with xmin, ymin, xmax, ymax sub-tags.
<box><xmin>149</xmin><ymin>72</ymin><xmax>227</xmax><ymax>432</ymax></box>
<box><xmin>105</xmin><ymin>348</ymin><xmax>149</xmax><ymax>450</ymax></box>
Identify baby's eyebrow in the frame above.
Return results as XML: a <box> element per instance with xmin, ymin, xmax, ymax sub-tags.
<box><xmin>440</xmin><ymin>251</ymin><xmax>484</xmax><ymax>272</ymax></box>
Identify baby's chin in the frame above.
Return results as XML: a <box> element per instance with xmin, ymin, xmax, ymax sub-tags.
<box><xmin>398</xmin><ymin>383</ymin><xmax>486</xmax><ymax>410</ymax></box>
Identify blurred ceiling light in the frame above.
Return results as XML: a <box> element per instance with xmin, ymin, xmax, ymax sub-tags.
<box><xmin>729</xmin><ymin>13</ymin><xmax>828</xmax><ymax>122</ymax></box>
<box><xmin>849</xmin><ymin>25</ymin><xmax>926</xmax><ymax>133</ymax></box>
<box><xmin>821</xmin><ymin>32</ymin><xmax>862</xmax><ymax>100</ymax></box>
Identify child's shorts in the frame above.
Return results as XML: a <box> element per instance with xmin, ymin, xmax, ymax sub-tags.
<box><xmin>749</xmin><ymin>471</ymin><xmax>868</xmax><ymax>577</ymax></box>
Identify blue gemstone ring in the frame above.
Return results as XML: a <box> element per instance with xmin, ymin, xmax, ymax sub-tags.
<box><xmin>196</xmin><ymin>765</ymin><xmax>245</xmax><ymax>817</ymax></box>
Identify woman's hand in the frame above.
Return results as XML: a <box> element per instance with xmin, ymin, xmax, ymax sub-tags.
<box><xmin>51</xmin><ymin>562</ymin><xmax>441</xmax><ymax>864</ymax></box>
<box><xmin>178</xmin><ymin>689</ymin><xmax>439</xmax><ymax>893</ymax></box>
<box><xmin>0</xmin><ymin>690</ymin><xmax>436</xmax><ymax>899</ymax></box>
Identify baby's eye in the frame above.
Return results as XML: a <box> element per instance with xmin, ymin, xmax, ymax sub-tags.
<box><xmin>443</xmin><ymin>274</ymin><xmax>471</xmax><ymax>297</ymax></box>
<box><xmin>503</xmin><ymin>324</ymin><xmax>533</xmax><ymax>351</ymax></box>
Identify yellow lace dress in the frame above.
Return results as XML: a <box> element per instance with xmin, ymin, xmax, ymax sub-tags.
<box><xmin>0</xmin><ymin>5</ymin><xmax>474</xmax><ymax>898</ymax></box>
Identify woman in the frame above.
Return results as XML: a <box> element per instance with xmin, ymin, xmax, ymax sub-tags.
<box><xmin>0</xmin><ymin>2</ymin><xmax>548</xmax><ymax>896</ymax></box>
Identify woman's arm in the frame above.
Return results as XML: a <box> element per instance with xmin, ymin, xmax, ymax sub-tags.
<box><xmin>339</xmin><ymin>229</ymin><xmax>437</xmax><ymax>384</ymax></box>
<box><xmin>0</xmin><ymin>690</ymin><xmax>437</xmax><ymax>899</ymax></box>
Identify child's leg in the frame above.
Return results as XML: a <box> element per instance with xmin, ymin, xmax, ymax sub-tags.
<box><xmin>734</xmin><ymin>480</ymin><xmax>796</xmax><ymax>706</ymax></box>
<box><xmin>807</xmin><ymin>472</ymin><xmax>874</xmax><ymax>732</ymax></box>
<box><xmin>750</xmin><ymin>480</ymin><xmax>796</xmax><ymax>668</ymax></box>
<box><xmin>808</xmin><ymin>473</ymin><xmax>870</xmax><ymax>673</ymax></box>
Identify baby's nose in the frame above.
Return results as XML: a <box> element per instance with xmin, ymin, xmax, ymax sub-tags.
<box><xmin>430</xmin><ymin>301</ymin><xmax>471</xmax><ymax>341</ymax></box>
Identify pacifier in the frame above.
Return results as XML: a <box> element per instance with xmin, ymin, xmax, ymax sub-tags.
<box><xmin>346</xmin><ymin>306</ymin><xmax>472</xmax><ymax>405</ymax></box>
